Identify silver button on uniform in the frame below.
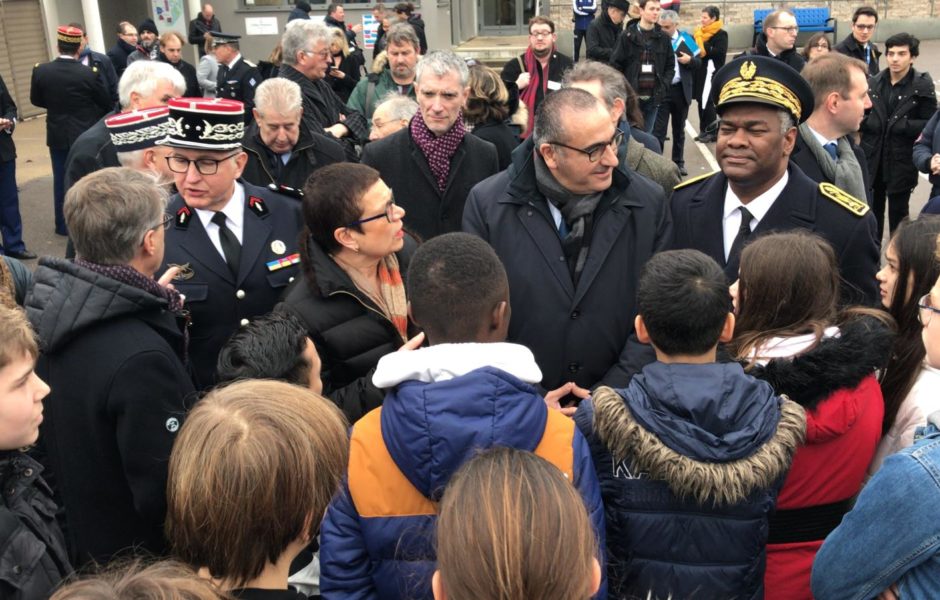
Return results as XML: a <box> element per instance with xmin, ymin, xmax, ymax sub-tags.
<box><xmin>236</xmin><ymin>289</ymin><xmax>246</xmax><ymax>299</ymax></box>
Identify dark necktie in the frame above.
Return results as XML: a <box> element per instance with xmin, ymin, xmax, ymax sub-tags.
<box><xmin>218</xmin><ymin>64</ymin><xmax>230</xmax><ymax>79</ymax></box>
<box><xmin>823</xmin><ymin>142</ymin><xmax>839</xmax><ymax>161</ymax></box>
<box><xmin>728</xmin><ymin>206</ymin><xmax>754</xmax><ymax>264</ymax></box>
<box><xmin>211</xmin><ymin>212</ymin><xmax>241</xmax><ymax>276</ymax></box>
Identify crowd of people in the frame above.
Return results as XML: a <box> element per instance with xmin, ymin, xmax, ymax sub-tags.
<box><xmin>2</xmin><ymin>1</ymin><xmax>940</xmax><ymax>599</ymax></box>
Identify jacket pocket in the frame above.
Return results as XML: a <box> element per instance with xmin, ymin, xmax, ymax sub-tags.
<box><xmin>0</xmin><ymin>525</ymin><xmax>46</xmax><ymax>591</ymax></box>
<box><xmin>266</xmin><ymin>267</ymin><xmax>298</xmax><ymax>289</ymax></box>
<box><xmin>174</xmin><ymin>282</ymin><xmax>209</xmax><ymax>303</ymax></box>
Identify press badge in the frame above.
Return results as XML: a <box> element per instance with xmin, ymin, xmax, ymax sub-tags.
<box><xmin>547</xmin><ymin>80</ymin><xmax>561</xmax><ymax>91</ymax></box>
<box><xmin>641</xmin><ymin>64</ymin><xmax>654</xmax><ymax>73</ymax></box>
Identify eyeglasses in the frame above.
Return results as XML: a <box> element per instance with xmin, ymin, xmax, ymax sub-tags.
<box><xmin>812</xmin><ymin>42</ymin><xmax>830</xmax><ymax>49</ymax></box>
<box><xmin>154</xmin><ymin>212</ymin><xmax>173</xmax><ymax>230</ymax></box>
<box><xmin>769</xmin><ymin>26</ymin><xmax>800</xmax><ymax>34</ymax></box>
<box><xmin>346</xmin><ymin>197</ymin><xmax>398</xmax><ymax>227</ymax></box>
<box><xmin>530</xmin><ymin>30</ymin><xmax>554</xmax><ymax>38</ymax></box>
<box><xmin>549</xmin><ymin>130</ymin><xmax>624</xmax><ymax>162</ymax></box>
<box><xmin>166</xmin><ymin>153</ymin><xmax>240</xmax><ymax>176</ymax></box>
<box><xmin>303</xmin><ymin>49</ymin><xmax>331</xmax><ymax>59</ymax></box>
<box><xmin>854</xmin><ymin>24</ymin><xmax>876</xmax><ymax>31</ymax></box>
<box><xmin>918</xmin><ymin>294</ymin><xmax>940</xmax><ymax>326</ymax></box>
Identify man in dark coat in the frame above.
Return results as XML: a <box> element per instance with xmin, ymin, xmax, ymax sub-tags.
<box><xmin>211</xmin><ymin>32</ymin><xmax>261</xmax><ymax>125</ymax></box>
<box><xmin>739</xmin><ymin>9</ymin><xmax>805</xmax><ymax>72</ymax></box>
<box><xmin>791</xmin><ymin>52</ymin><xmax>873</xmax><ymax>205</ymax></box>
<box><xmin>610</xmin><ymin>0</ymin><xmax>675</xmax><ymax>132</ymax></box>
<box><xmin>860</xmin><ymin>32</ymin><xmax>936</xmax><ymax>239</ymax></box>
<box><xmin>835</xmin><ymin>6</ymin><xmax>881</xmax><ymax>77</ymax></box>
<box><xmin>188</xmin><ymin>3</ymin><xmax>220</xmax><ymax>58</ymax></box>
<box><xmin>586</xmin><ymin>0</ymin><xmax>628</xmax><ymax>63</ymax></box>
<box><xmin>279</xmin><ymin>20</ymin><xmax>368</xmax><ymax>160</ymax></box>
<box><xmin>157</xmin><ymin>32</ymin><xmax>201</xmax><ymax>98</ymax></box>
<box><xmin>912</xmin><ymin>108</ymin><xmax>940</xmax><ymax>200</ymax></box>
<box><xmin>652</xmin><ymin>10</ymin><xmax>701</xmax><ymax>176</ymax></box>
<box><xmin>160</xmin><ymin>97</ymin><xmax>303</xmax><ymax>389</ymax></box>
<box><xmin>74</xmin><ymin>23</ymin><xmax>119</xmax><ymax>108</ymax></box>
<box><xmin>241</xmin><ymin>77</ymin><xmax>345</xmax><ymax>193</ymax></box>
<box><xmin>30</xmin><ymin>25</ymin><xmax>112</xmax><ymax>236</ymax></box>
<box><xmin>288</xmin><ymin>0</ymin><xmax>312</xmax><ymax>22</ymax></box>
<box><xmin>366</xmin><ymin>51</ymin><xmax>498</xmax><ymax>241</ymax></box>
<box><xmin>501</xmin><ymin>16</ymin><xmax>574</xmax><ymax>138</ymax></box>
<box><xmin>670</xmin><ymin>56</ymin><xmax>879</xmax><ymax>306</ymax></box>
<box><xmin>324</xmin><ymin>3</ymin><xmax>363</xmax><ymax>54</ymax></box>
<box><xmin>26</xmin><ymin>167</ymin><xmax>194</xmax><ymax>567</ymax></box>
<box><xmin>0</xmin><ymin>74</ymin><xmax>34</xmax><ymax>260</ymax></box>
<box><xmin>463</xmin><ymin>88</ymin><xmax>670</xmax><ymax>395</ymax></box>
<box><xmin>107</xmin><ymin>21</ymin><xmax>138</xmax><ymax>77</ymax></box>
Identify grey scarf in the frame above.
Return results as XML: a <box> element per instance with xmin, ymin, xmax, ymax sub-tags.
<box><xmin>798</xmin><ymin>124</ymin><xmax>869</xmax><ymax>203</ymax></box>
<box><xmin>534</xmin><ymin>152</ymin><xmax>602</xmax><ymax>284</ymax></box>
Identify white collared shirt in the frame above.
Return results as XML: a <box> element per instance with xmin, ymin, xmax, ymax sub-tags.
<box><xmin>195</xmin><ymin>182</ymin><xmax>245</xmax><ymax>259</ymax></box>
<box><xmin>806</xmin><ymin>124</ymin><xmax>838</xmax><ymax>147</ymax></box>
<box><xmin>226</xmin><ymin>53</ymin><xmax>242</xmax><ymax>69</ymax></box>
<box><xmin>722</xmin><ymin>171</ymin><xmax>789</xmax><ymax>260</ymax></box>
<box><xmin>670</xmin><ymin>31</ymin><xmax>681</xmax><ymax>84</ymax></box>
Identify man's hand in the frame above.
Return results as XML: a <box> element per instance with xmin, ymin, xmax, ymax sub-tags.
<box><xmin>544</xmin><ymin>382</ymin><xmax>591</xmax><ymax>417</ymax></box>
<box><xmin>352</xmin><ymin>24</ymin><xmax>363</xmax><ymax>34</ymax></box>
<box><xmin>930</xmin><ymin>153</ymin><xmax>940</xmax><ymax>175</ymax></box>
<box><xmin>397</xmin><ymin>331</ymin><xmax>425</xmax><ymax>351</ymax></box>
<box><xmin>516</xmin><ymin>72</ymin><xmax>531</xmax><ymax>90</ymax></box>
<box><xmin>0</xmin><ymin>118</ymin><xmax>12</xmax><ymax>131</ymax></box>
<box><xmin>877</xmin><ymin>584</ymin><xmax>899</xmax><ymax>600</ymax></box>
<box><xmin>677</xmin><ymin>52</ymin><xmax>692</xmax><ymax>65</ymax></box>
<box><xmin>324</xmin><ymin>123</ymin><xmax>349</xmax><ymax>138</ymax></box>
<box><xmin>157</xmin><ymin>266</ymin><xmax>180</xmax><ymax>294</ymax></box>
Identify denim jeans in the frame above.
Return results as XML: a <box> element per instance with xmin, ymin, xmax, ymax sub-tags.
<box><xmin>811</xmin><ymin>424</ymin><xmax>940</xmax><ymax>600</ymax></box>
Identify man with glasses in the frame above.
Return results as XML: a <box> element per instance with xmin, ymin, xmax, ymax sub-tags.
<box><xmin>108</xmin><ymin>21</ymin><xmax>138</xmax><ymax>77</ymax></box>
<box><xmin>836</xmin><ymin>6</ymin><xmax>881</xmax><ymax>76</ymax></box>
<box><xmin>364</xmin><ymin>50</ymin><xmax>498</xmax><ymax>240</ymax></box>
<box><xmin>160</xmin><ymin>97</ymin><xmax>303</xmax><ymax>388</ymax></box>
<box><xmin>501</xmin><ymin>16</ymin><xmax>574</xmax><ymax>138</ymax></box>
<box><xmin>211</xmin><ymin>32</ymin><xmax>261</xmax><ymax>124</ymax></box>
<box><xmin>464</xmin><ymin>88</ymin><xmax>670</xmax><ymax>401</ymax></box>
<box><xmin>740</xmin><ymin>9</ymin><xmax>805</xmax><ymax>72</ymax></box>
<box><xmin>279</xmin><ymin>19</ymin><xmax>368</xmax><ymax>161</ymax></box>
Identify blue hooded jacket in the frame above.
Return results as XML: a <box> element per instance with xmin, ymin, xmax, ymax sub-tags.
<box><xmin>319</xmin><ymin>344</ymin><xmax>605</xmax><ymax>599</ymax></box>
<box><xmin>575</xmin><ymin>361</ymin><xmax>805</xmax><ymax>600</ymax></box>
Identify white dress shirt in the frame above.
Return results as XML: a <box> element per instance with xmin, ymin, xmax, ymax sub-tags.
<box><xmin>195</xmin><ymin>182</ymin><xmax>246</xmax><ymax>259</ymax></box>
<box><xmin>722</xmin><ymin>171</ymin><xmax>789</xmax><ymax>260</ymax></box>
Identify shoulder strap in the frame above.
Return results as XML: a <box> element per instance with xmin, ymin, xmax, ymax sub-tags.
<box><xmin>364</xmin><ymin>73</ymin><xmax>380</xmax><ymax>118</ymax></box>
<box><xmin>818</xmin><ymin>182</ymin><xmax>869</xmax><ymax>217</ymax></box>
<box><xmin>674</xmin><ymin>170</ymin><xmax>719</xmax><ymax>190</ymax></box>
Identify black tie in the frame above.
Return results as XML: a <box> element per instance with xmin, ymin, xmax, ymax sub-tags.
<box><xmin>728</xmin><ymin>206</ymin><xmax>754</xmax><ymax>264</ymax></box>
<box><xmin>218</xmin><ymin>64</ymin><xmax>230</xmax><ymax>80</ymax></box>
<box><xmin>211</xmin><ymin>212</ymin><xmax>241</xmax><ymax>276</ymax></box>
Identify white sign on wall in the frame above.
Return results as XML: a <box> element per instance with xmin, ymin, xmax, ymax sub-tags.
<box><xmin>245</xmin><ymin>17</ymin><xmax>279</xmax><ymax>36</ymax></box>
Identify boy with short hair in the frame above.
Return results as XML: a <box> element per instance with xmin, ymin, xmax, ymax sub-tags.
<box><xmin>318</xmin><ymin>232</ymin><xmax>605</xmax><ymax>600</ymax></box>
<box><xmin>0</xmin><ymin>305</ymin><xmax>72</xmax><ymax>599</ymax></box>
<box><xmin>575</xmin><ymin>249</ymin><xmax>806</xmax><ymax>600</ymax></box>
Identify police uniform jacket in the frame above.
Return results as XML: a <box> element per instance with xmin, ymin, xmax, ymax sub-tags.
<box><xmin>241</xmin><ymin>122</ymin><xmax>345</xmax><ymax>191</ymax></box>
<box><xmin>0</xmin><ymin>74</ymin><xmax>16</xmax><ymax>163</ymax></box>
<box><xmin>216</xmin><ymin>55</ymin><xmax>261</xmax><ymax>123</ymax></box>
<box><xmin>163</xmin><ymin>181</ymin><xmax>303</xmax><ymax>388</ymax></box>
<box><xmin>791</xmin><ymin>132</ymin><xmax>873</xmax><ymax>205</ymax></box>
<box><xmin>669</xmin><ymin>165</ymin><xmax>880</xmax><ymax>305</ymax></box>
<box><xmin>30</xmin><ymin>58</ymin><xmax>112</xmax><ymax>149</ymax></box>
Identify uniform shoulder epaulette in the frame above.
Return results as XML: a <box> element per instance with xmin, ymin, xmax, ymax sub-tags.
<box><xmin>674</xmin><ymin>170</ymin><xmax>719</xmax><ymax>190</ymax></box>
<box><xmin>819</xmin><ymin>182</ymin><xmax>869</xmax><ymax>217</ymax></box>
<box><xmin>244</xmin><ymin>59</ymin><xmax>256</xmax><ymax>68</ymax></box>
<box><xmin>34</xmin><ymin>63</ymin><xmax>40</xmax><ymax>68</ymax></box>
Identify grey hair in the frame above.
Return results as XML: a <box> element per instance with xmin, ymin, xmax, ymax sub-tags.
<box><xmin>65</xmin><ymin>167</ymin><xmax>167</xmax><ymax>265</ymax></box>
<box><xmin>778</xmin><ymin>109</ymin><xmax>796</xmax><ymax>133</ymax></box>
<box><xmin>415</xmin><ymin>50</ymin><xmax>470</xmax><ymax>87</ymax></box>
<box><xmin>659</xmin><ymin>9</ymin><xmax>679</xmax><ymax>23</ymax></box>
<box><xmin>532</xmin><ymin>87</ymin><xmax>603</xmax><ymax>148</ymax></box>
<box><xmin>562</xmin><ymin>60</ymin><xmax>628</xmax><ymax>112</ymax></box>
<box><xmin>282</xmin><ymin>19</ymin><xmax>332</xmax><ymax>66</ymax></box>
<box><xmin>375</xmin><ymin>93</ymin><xmax>419</xmax><ymax>121</ymax></box>
<box><xmin>254</xmin><ymin>77</ymin><xmax>303</xmax><ymax>117</ymax></box>
<box><xmin>116</xmin><ymin>149</ymin><xmax>147</xmax><ymax>169</ymax></box>
<box><xmin>119</xmin><ymin>61</ymin><xmax>186</xmax><ymax>109</ymax></box>
<box><xmin>385</xmin><ymin>22</ymin><xmax>420</xmax><ymax>51</ymax></box>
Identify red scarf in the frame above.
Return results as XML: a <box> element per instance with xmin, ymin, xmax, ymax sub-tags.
<box><xmin>409</xmin><ymin>110</ymin><xmax>467</xmax><ymax>192</ymax></box>
<box><xmin>519</xmin><ymin>45</ymin><xmax>553</xmax><ymax>138</ymax></box>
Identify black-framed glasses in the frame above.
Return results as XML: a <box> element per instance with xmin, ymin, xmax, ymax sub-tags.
<box><xmin>918</xmin><ymin>294</ymin><xmax>940</xmax><ymax>326</ymax></box>
<box><xmin>549</xmin><ymin>130</ymin><xmax>624</xmax><ymax>162</ymax></box>
<box><xmin>854</xmin><ymin>24</ymin><xmax>876</xmax><ymax>30</ymax></box>
<box><xmin>346</xmin><ymin>197</ymin><xmax>398</xmax><ymax>227</ymax></box>
<box><xmin>166</xmin><ymin>152</ymin><xmax>240</xmax><ymax>176</ymax></box>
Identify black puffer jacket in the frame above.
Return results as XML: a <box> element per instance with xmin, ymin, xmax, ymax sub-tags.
<box><xmin>276</xmin><ymin>235</ymin><xmax>418</xmax><ymax>423</ymax></box>
<box><xmin>0</xmin><ymin>452</ymin><xmax>72</xmax><ymax>600</ymax></box>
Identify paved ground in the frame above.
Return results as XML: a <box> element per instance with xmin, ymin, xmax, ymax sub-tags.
<box><xmin>11</xmin><ymin>40</ymin><xmax>940</xmax><ymax>264</ymax></box>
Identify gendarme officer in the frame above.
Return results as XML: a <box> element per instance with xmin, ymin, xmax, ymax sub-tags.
<box><xmin>159</xmin><ymin>97</ymin><xmax>303</xmax><ymax>388</ymax></box>
<box><xmin>211</xmin><ymin>32</ymin><xmax>260</xmax><ymax>124</ymax></box>
<box><xmin>669</xmin><ymin>55</ymin><xmax>879</xmax><ymax>305</ymax></box>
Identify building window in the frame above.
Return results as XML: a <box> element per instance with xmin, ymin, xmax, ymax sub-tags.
<box><xmin>242</xmin><ymin>0</ymin><xmax>380</xmax><ymax>6</ymax></box>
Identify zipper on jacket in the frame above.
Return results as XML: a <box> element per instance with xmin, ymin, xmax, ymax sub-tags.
<box><xmin>327</xmin><ymin>289</ymin><xmax>398</xmax><ymax>329</ymax></box>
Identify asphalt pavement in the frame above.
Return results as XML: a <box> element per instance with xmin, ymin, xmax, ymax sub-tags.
<box><xmin>11</xmin><ymin>39</ymin><xmax>940</xmax><ymax>265</ymax></box>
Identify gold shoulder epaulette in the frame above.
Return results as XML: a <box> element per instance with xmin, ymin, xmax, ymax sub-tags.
<box><xmin>34</xmin><ymin>63</ymin><xmax>39</xmax><ymax>68</ymax></box>
<box><xmin>819</xmin><ymin>182</ymin><xmax>869</xmax><ymax>217</ymax></box>
<box><xmin>674</xmin><ymin>170</ymin><xmax>719</xmax><ymax>190</ymax></box>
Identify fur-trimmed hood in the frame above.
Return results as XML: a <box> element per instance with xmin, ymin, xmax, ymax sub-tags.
<box><xmin>593</xmin><ymin>362</ymin><xmax>806</xmax><ymax>507</ymax></box>
<box><xmin>744</xmin><ymin>315</ymin><xmax>893</xmax><ymax>411</ymax></box>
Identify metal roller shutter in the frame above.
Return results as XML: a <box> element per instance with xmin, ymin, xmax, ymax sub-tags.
<box><xmin>0</xmin><ymin>0</ymin><xmax>49</xmax><ymax>118</ymax></box>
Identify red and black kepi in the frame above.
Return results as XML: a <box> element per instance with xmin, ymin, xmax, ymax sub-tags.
<box><xmin>159</xmin><ymin>97</ymin><xmax>245</xmax><ymax>151</ymax></box>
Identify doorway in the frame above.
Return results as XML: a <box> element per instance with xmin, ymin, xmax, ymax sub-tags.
<box><xmin>479</xmin><ymin>0</ymin><xmax>537</xmax><ymax>35</ymax></box>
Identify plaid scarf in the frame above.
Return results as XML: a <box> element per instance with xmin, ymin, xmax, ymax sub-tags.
<box><xmin>336</xmin><ymin>252</ymin><xmax>409</xmax><ymax>343</ymax></box>
<box><xmin>410</xmin><ymin>110</ymin><xmax>466</xmax><ymax>193</ymax></box>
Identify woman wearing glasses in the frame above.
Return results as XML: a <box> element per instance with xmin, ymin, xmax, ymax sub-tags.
<box><xmin>870</xmin><ymin>216</ymin><xmax>940</xmax><ymax>474</ymax></box>
<box><xmin>728</xmin><ymin>231</ymin><xmax>892</xmax><ymax>600</ymax></box>
<box><xmin>277</xmin><ymin>163</ymin><xmax>419</xmax><ymax>423</ymax></box>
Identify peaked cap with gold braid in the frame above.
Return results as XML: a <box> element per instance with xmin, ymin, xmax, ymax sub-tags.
<box><xmin>710</xmin><ymin>55</ymin><xmax>814</xmax><ymax>123</ymax></box>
